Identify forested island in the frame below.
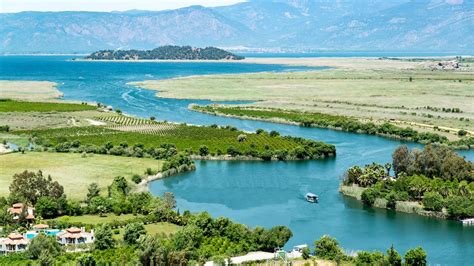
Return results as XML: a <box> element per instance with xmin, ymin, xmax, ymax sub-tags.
<box><xmin>83</xmin><ymin>46</ymin><xmax>244</xmax><ymax>61</ymax></box>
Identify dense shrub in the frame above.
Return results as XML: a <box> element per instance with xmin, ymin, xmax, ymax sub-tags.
<box><xmin>314</xmin><ymin>235</ymin><xmax>344</xmax><ymax>260</ymax></box>
<box><xmin>422</xmin><ymin>192</ymin><xmax>444</xmax><ymax>211</ymax></box>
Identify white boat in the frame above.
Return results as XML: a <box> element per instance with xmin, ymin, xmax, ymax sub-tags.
<box><xmin>306</xmin><ymin>193</ymin><xmax>318</xmax><ymax>203</ymax></box>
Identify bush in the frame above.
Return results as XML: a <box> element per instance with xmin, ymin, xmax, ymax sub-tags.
<box><xmin>94</xmin><ymin>224</ymin><xmax>115</xmax><ymax>250</ymax></box>
<box><xmin>314</xmin><ymin>235</ymin><xmax>343</xmax><ymax>260</ymax></box>
<box><xmin>361</xmin><ymin>188</ymin><xmax>379</xmax><ymax>206</ymax></box>
<box><xmin>422</xmin><ymin>191</ymin><xmax>444</xmax><ymax>211</ymax></box>
<box><xmin>387</xmin><ymin>245</ymin><xmax>402</xmax><ymax>266</ymax></box>
<box><xmin>123</xmin><ymin>222</ymin><xmax>146</xmax><ymax>245</ymax></box>
<box><xmin>269</xmin><ymin>130</ymin><xmax>280</xmax><ymax>137</ymax></box>
<box><xmin>226</xmin><ymin>146</ymin><xmax>241</xmax><ymax>156</ymax></box>
<box><xmin>132</xmin><ymin>174</ymin><xmax>143</xmax><ymax>184</ymax></box>
<box><xmin>199</xmin><ymin>145</ymin><xmax>210</xmax><ymax>156</ymax></box>
<box><xmin>0</xmin><ymin>125</ymin><xmax>10</xmax><ymax>132</ymax></box>
<box><xmin>458</xmin><ymin>129</ymin><xmax>467</xmax><ymax>136</ymax></box>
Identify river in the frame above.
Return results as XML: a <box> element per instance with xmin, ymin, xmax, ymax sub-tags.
<box><xmin>1</xmin><ymin>56</ymin><xmax>472</xmax><ymax>265</ymax></box>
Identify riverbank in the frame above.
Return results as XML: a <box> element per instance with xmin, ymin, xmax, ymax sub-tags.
<box><xmin>191</xmin><ymin>105</ymin><xmax>473</xmax><ymax>149</ymax></box>
<box><xmin>339</xmin><ymin>184</ymin><xmax>448</xmax><ymax>220</ymax></box>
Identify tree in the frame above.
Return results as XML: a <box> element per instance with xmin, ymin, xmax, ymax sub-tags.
<box><xmin>404</xmin><ymin>247</ymin><xmax>427</xmax><ymax>266</ymax></box>
<box><xmin>387</xmin><ymin>245</ymin><xmax>402</xmax><ymax>266</ymax></box>
<box><xmin>164</xmin><ymin>192</ymin><xmax>177</xmax><ymax>209</ymax></box>
<box><xmin>422</xmin><ymin>191</ymin><xmax>444</xmax><ymax>211</ymax></box>
<box><xmin>392</xmin><ymin>146</ymin><xmax>411</xmax><ymax>177</ymax></box>
<box><xmin>35</xmin><ymin>196</ymin><xmax>59</xmax><ymax>219</ymax></box>
<box><xmin>38</xmin><ymin>250</ymin><xmax>54</xmax><ymax>266</ymax></box>
<box><xmin>199</xmin><ymin>145</ymin><xmax>210</xmax><ymax>156</ymax></box>
<box><xmin>314</xmin><ymin>235</ymin><xmax>343</xmax><ymax>260</ymax></box>
<box><xmin>302</xmin><ymin>246</ymin><xmax>310</xmax><ymax>260</ymax></box>
<box><xmin>27</xmin><ymin>233</ymin><xmax>62</xmax><ymax>259</ymax></box>
<box><xmin>108</xmin><ymin>176</ymin><xmax>130</xmax><ymax>198</ymax></box>
<box><xmin>86</xmin><ymin>183</ymin><xmax>100</xmax><ymax>203</ymax></box>
<box><xmin>384</xmin><ymin>163</ymin><xmax>392</xmax><ymax>176</ymax></box>
<box><xmin>9</xmin><ymin>170</ymin><xmax>64</xmax><ymax>205</ymax></box>
<box><xmin>269</xmin><ymin>130</ymin><xmax>280</xmax><ymax>137</ymax></box>
<box><xmin>94</xmin><ymin>224</ymin><xmax>115</xmax><ymax>250</ymax></box>
<box><xmin>77</xmin><ymin>253</ymin><xmax>96</xmax><ymax>266</ymax></box>
<box><xmin>123</xmin><ymin>222</ymin><xmax>146</xmax><ymax>245</ymax></box>
<box><xmin>137</xmin><ymin>235</ymin><xmax>160</xmax><ymax>266</ymax></box>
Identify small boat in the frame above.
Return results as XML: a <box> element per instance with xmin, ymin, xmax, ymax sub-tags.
<box><xmin>306</xmin><ymin>193</ymin><xmax>318</xmax><ymax>203</ymax></box>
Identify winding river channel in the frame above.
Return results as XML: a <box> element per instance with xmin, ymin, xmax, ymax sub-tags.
<box><xmin>1</xmin><ymin>56</ymin><xmax>473</xmax><ymax>264</ymax></box>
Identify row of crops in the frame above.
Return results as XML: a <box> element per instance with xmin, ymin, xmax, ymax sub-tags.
<box><xmin>18</xmin><ymin>113</ymin><xmax>335</xmax><ymax>160</ymax></box>
<box><xmin>33</xmin><ymin>125</ymin><xmax>295</xmax><ymax>152</ymax></box>
<box><xmin>96</xmin><ymin>114</ymin><xmax>157</xmax><ymax>126</ymax></box>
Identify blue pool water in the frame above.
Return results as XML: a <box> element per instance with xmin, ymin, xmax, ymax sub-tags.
<box><xmin>0</xmin><ymin>56</ymin><xmax>472</xmax><ymax>265</ymax></box>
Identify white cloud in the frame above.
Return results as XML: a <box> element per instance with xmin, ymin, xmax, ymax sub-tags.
<box><xmin>0</xmin><ymin>0</ymin><xmax>246</xmax><ymax>13</ymax></box>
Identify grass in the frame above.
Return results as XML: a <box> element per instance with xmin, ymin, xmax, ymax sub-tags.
<box><xmin>52</xmin><ymin>213</ymin><xmax>141</xmax><ymax>225</ymax></box>
<box><xmin>0</xmin><ymin>152</ymin><xmax>162</xmax><ymax>200</ymax></box>
<box><xmin>112</xmin><ymin>222</ymin><xmax>181</xmax><ymax>240</ymax></box>
<box><xmin>0</xmin><ymin>99</ymin><xmax>96</xmax><ymax>112</ymax></box>
<box><xmin>132</xmin><ymin>58</ymin><xmax>474</xmax><ymax>135</ymax></box>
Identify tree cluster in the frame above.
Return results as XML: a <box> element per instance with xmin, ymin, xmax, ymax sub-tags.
<box><xmin>344</xmin><ymin>145</ymin><xmax>473</xmax><ymax>219</ymax></box>
<box><xmin>85</xmin><ymin>46</ymin><xmax>244</xmax><ymax>60</ymax></box>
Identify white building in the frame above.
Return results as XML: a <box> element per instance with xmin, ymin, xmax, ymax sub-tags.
<box><xmin>0</xmin><ymin>233</ymin><xmax>29</xmax><ymax>254</ymax></box>
<box><xmin>57</xmin><ymin>227</ymin><xmax>94</xmax><ymax>246</ymax></box>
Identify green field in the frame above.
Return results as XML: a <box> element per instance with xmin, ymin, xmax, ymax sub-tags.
<box><xmin>0</xmin><ymin>99</ymin><xmax>96</xmax><ymax>112</ymax></box>
<box><xmin>113</xmin><ymin>222</ymin><xmax>181</xmax><ymax>239</ymax></box>
<box><xmin>132</xmin><ymin>58</ymin><xmax>474</xmax><ymax>138</ymax></box>
<box><xmin>52</xmin><ymin>213</ymin><xmax>141</xmax><ymax>225</ymax></box>
<box><xmin>0</xmin><ymin>152</ymin><xmax>162</xmax><ymax>199</ymax></box>
<box><xmin>15</xmin><ymin>115</ymin><xmax>335</xmax><ymax>159</ymax></box>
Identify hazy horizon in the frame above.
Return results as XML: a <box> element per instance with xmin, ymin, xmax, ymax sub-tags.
<box><xmin>0</xmin><ymin>0</ymin><xmax>246</xmax><ymax>13</ymax></box>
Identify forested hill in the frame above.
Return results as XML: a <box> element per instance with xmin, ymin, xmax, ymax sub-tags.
<box><xmin>84</xmin><ymin>46</ymin><xmax>244</xmax><ymax>60</ymax></box>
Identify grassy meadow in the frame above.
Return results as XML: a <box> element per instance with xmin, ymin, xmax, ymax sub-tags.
<box><xmin>132</xmin><ymin>58</ymin><xmax>474</xmax><ymax>137</ymax></box>
<box><xmin>0</xmin><ymin>152</ymin><xmax>162</xmax><ymax>200</ymax></box>
<box><xmin>0</xmin><ymin>99</ymin><xmax>96</xmax><ymax>112</ymax></box>
<box><xmin>112</xmin><ymin>222</ymin><xmax>181</xmax><ymax>239</ymax></box>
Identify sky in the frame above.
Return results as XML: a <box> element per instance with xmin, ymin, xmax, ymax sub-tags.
<box><xmin>0</xmin><ymin>0</ymin><xmax>246</xmax><ymax>13</ymax></box>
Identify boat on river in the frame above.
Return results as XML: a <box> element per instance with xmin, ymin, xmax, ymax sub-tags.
<box><xmin>305</xmin><ymin>193</ymin><xmax>318</xmax><ymax>203</ymax></box>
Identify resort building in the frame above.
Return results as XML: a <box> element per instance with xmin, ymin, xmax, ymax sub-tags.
<box><xmin>7</xmin><ymin>203</ymin><xmax>35</xmax><ymax>222</ymax></box>
<box><xmin>57</xmin><ymin>227</ymin><xmax>94</xmax><ymax>246</ymax></box>
<box><xmin>0</xmin><ymin>233</ymin><xmax>29</xmax><ymax>254</ymax></box>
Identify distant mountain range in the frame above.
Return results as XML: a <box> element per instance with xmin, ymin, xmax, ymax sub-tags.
<box><xmin>1</xmin><ymin>0</ymin><xmax>473</xmax><ymax>54</ymax></box>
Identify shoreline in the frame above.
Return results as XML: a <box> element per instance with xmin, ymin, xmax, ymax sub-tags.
<box><xmin>339</xmin><ymin>184</ymin><xmax>449</xmax><ymax>220</ymax></box>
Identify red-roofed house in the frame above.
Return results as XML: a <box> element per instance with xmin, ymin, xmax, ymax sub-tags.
<box><xmin>57</xmin><ymin>227</ymin><xmax>94</xmax><ymax>246</ymax></box>
<box><xmin>0</xmin><ymin>233</ymin><xmax>29</xmax><ymax>254</ymax></box>
<box><xmin>7</xmin><ymin>203</ymin><xmax>35</xmax><ymax>221</ymax></box>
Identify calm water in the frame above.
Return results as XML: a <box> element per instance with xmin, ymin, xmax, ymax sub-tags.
<box><xmin>1</xmin><ymin>56</ymin><xmax>473</xmax><ymax>265</ymax></box>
